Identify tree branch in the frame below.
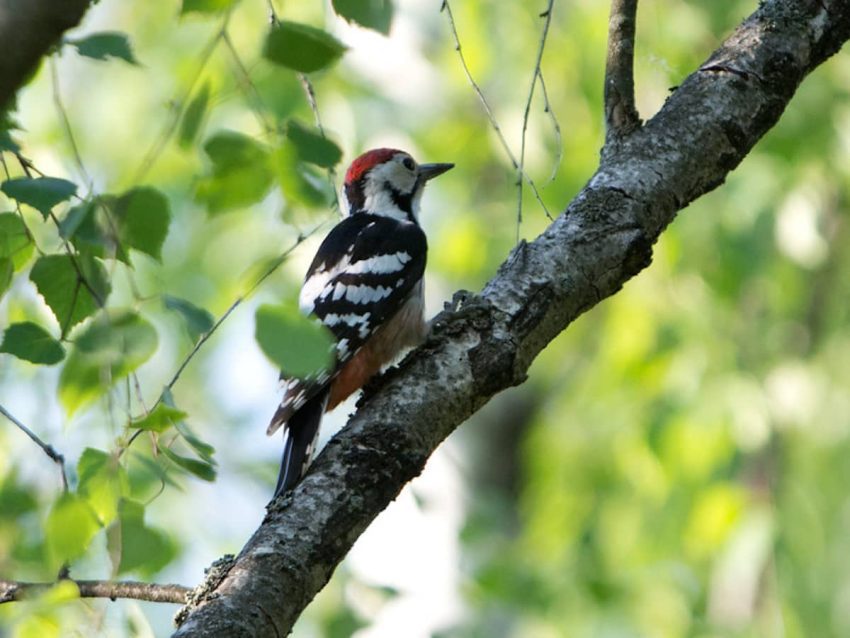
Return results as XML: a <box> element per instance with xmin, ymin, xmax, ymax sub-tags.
<box><xmin>0</xmin><ymin>404</ymin><xmax>68</xmax><ymax>491</ymax></box>
<box><xmin>604</xmin><ymin>0</ymin><xmax>640</xmax><ymax>138</ymax></box>
<box><xmin>173</xmin><ymin>1</ymin><xmax>850</xmax><ymax>635</ymax></box>
<box><xmin>0</xmin><ymin>0</ymin><xmax>93</xmax><ymax>109</ymax></box>
<box><xmin>0</xmin><ymin>578</ymin><xmax>190</xmax><ymax>605</ymax></box>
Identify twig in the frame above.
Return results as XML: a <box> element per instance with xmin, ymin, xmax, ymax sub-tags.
<box><xmin>604</xmin><ymin>0</ymin><xmax>641</xmax><ymax>138</ymax></box>
<box><xmin>0</xmin><ymin>578</ymin><xmax>190</xmax><ymax>604</ymax></box>
<box><xmin>298</xmin><ymin>74</ymin><xmax>340</xmax><ymax>213</ymax></box>
<box><xmin>0</xmin><ymin>405</ymin><xmax>68</xmax><ymax>491</ymax></box>
<box><xmin>221</xmin><ymin>29</ymin><xmax>275</xmax><ymax>135</ymax></box>
<box><xmin>120</xmin><ymin>221</ymin><xmax>329</xmax><ymax>454</ymax></box>
<box><xmin>49</xmin><ymin>56</ymin><xmax>92</xmax><ymax>194</ymax></box>
<box><xmin>537</xmin><ymin>73</ymin><xmax>563</xmax><ymax>184</ymax></box>
<box><xmin>440</xmin><ymin>0</ymin><xmax>551</xmax><ymax>226</ymax></box>
<box><xmin>131</xmin><ymin>20</ymin><xmax>227</xmax><ymax>185</ymax></box>
<box><xmin>517</xmin><ymin>0</ymin><xmax>556</xmax><ymax>238</ymax></box>
<box><xmin>11</xmin><ymin>152</ymin><xmax>106</xmax><ymax>316</ymax></box>
<box><xmin>0</xmin><ymin>154</ymin><xmax>43</xmax><ymax>255</ymax></box>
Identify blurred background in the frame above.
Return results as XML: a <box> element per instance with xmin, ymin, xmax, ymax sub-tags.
<box><xmin>2</xmin><ymin>0</ymin><xmax>850</xmax><ymax>636</ymax></box>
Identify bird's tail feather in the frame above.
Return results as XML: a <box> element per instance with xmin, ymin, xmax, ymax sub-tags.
<box><xmin>273</xmin><ymin>387</ymin><xmax>329</xmax><ymax>498</ymax></box>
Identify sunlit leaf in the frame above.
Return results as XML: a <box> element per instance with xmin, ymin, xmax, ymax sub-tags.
<box><xmin>29</xmin><ymin>254</ymin><xmax>110</xmax><ymax>337</ymax></box>
<box><xmin>163</xmin><ymin>294</ymin><xmax>214</xmax><ymax>342</ymax></box>
<box><xmin>45</xmin><ymin>492</ymin><xmax>100</xmax><ymax>568</ymax></box>
<box><xmin>110</xmin><ymin>499</ymin><xmax>176</xmax><ymax>576</ymax></box>
<box><xmin>285</xmin><ymin>119</ymin><xmax>342</xmax><ymax>168</ymax></box>
<box><xmin>332</xmin><ymin>0</ymin><xmax>394</xmax><ymax>35</ymax></box>
<box><xmin>181</xmin><ymin>0</ymin><xmax>238</xmax><ymax>14</ymax></box>
<box><xmin>195</xmin><ymin>131</ymin><xmax>274</xmax><ymax>213</ymax></box>
<box><xmin>0</xmin><ymin>321</ymin><xmax>65</xmax><ymax>364</ymax></box>
<box><xmin>179</xmin><ymin>82</ymin><xmax>211</xmax><ymax>148</ymax></box>
<box><xmin>58</xmin><ymin>310</ymin><xmax>158</xmax><ymax>414</ymax></box>
<box><xmin>262</xmin><ymin>21</ymin><xmax>347</xmax><ymax>73</ymax></box>
<box><xmin>255</xmin><ymin>302</ymin><xmax>334</xmax><ymax>377</ymax></box>
<box><xmin>1</xmin><ymin>177</ymin><xmax>77</xmax><ymax>218</ymax></box>
<box><xmin>106</xmin><ymin>187</ymin><xmax>171</xmax><ymax>262</ymax></box>
<box><xmin>67</xmin><ymin>32</ymin><xmax>139</xmax><ymax>65</ymax></box>
<box><xmin>133</xmin><ymin>405</ymin><xmax>187</xmax><ymax>434</ymax></box>
<box><xmin>77</xmin><ymin>448</ymin><xmax>127</xmax><ymax>525</ymax></box>
<box><xmin>0</xmin><ymin>211</ymin><xmax>34</xmax><ymax>269</ymax></box>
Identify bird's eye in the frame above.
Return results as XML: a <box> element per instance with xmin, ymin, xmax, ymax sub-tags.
<box><xmin>402</xmin><ymin>157</ymin><xmax>415</xmax><ymax>171</ymax></box>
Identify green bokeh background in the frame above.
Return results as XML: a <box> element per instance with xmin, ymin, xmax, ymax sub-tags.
<box><xmin>2</xmin><ymin>0</ymin><xmax>850</xmax><ymax>636</ymax></box>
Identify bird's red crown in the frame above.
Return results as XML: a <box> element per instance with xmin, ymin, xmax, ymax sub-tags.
<box><xmin>344</xmin><ymin>148</ymin><xmax>402</xmax><ymax>185</ymax></box>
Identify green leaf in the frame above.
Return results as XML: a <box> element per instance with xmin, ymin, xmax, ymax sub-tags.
<box><xmin>0</xmin><ymin>322</ymin><xmax>65</xmax><ymax>364</ymax></box>
<box><xmin>1</xmin><ymin>177</ymin><xmax>77</xmax><ymax>218</ymax></box>
<box><xmin>332</xmin><ymin>0</ymin><xmax>394</xmax><ymax>34</ymax></box>
<box><xmin>45</xmin><ymin>493</ymin><xmax>100</xmax><ymax>568</ymax></box>
<box><xmin>181</xmin><ymin>0</ymin><xmax>238</xmax><ymax>14</ymax></box>
<box><xmin>30</xmin><ymin>254</ymin><xmax>110</xmax><ymax>337</ymax></box>
<box><xmin>0</xmin><ymin>211</ymin><xmax>34</xmax><ymax>269</ymax></box>
<box><xmin>163</xmin><ymin>294</ymin><xmax>214</xmax><ymax>342</ymax></box>
<box><xmin>107</xmin><ymin>187</ymin><xmax>171</xmax><ymax>262</ymax></box>
<box><xmin>262</xmin><ymin>21</ymin><xmax>347</xmax><ymax>73</ymax></box>
<box><xmin>0</xmin><ymin>257</ymin><xmax>11</xmax><ymax>298</ymax></box>
<box><xmin>77</xmin><ymin>448</ymin><xmax>127</xmax><ymax>525</ymax></box>
<box><xmin>133</xmin><ymin>405</ymin><xmax>187</xmax><ymax>433</ymax></box>
<box><xmin>195</xmin><ymin>131</ymin><xmax>274</xmax><ymax>213</ymax></box>
<box><xmin>178</xmin><ymin>83</ymin><xmax>211</xmax><ymax>148</ymax></box>
<box><xmin>272</xmin><ymin>141</ymin><xmax>327</xmax><ymax>208</ymax></box>
<box><xmin>0</xmin><ymin>472</ymin><xmax>38</xmax><ymax>521</ymax></box>
<box><xmin>285</xmin><ymin>119</ymin><xmax>342</xmax><ymax>168</ymax></box>
<box><xmin>68</xmin><ymin>32</ymin><xmax>138</xmax><ymax>65</ymax></box>
<box><xmin>110</xmin><ymin>499</ymin><xmax>175</xmax><ymax>576</ymax></box>
<box><xmin>59</xmin><ymin>310</ymin><xmax>158</xmax><ymax>414</ymax></box>
<box><xmin>255</xmin><ymin>303</ymin><xmax>334</xmax><ymax>377</ymax></box>
<box><xmin>160</xmin><ymin>446</ymin><xmax>217</xmax><ymax>482</ymax></box>
<box><xmin>0</xmin><ymin>110</ymin><xmax>21</xmax><ymax>152</ymax></box>
<box><xmin>175</xmin><ymin>421</ymin><xmax>216</xmax><ymax>461</ymax></box>
<box><xmin>59</xmin><ymin>201</ymin><xmax>109</xmax><ymax>257</ymax></box>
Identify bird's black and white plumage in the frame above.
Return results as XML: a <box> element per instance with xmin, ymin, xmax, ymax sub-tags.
<box><xmin>268</xmin><ymin>148</ymin><xmax>453</xmax><ymax>497</ymax></box>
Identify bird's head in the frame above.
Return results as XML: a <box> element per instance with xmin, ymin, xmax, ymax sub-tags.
<box><xmin>341</xmin><ymin>148</ymin><xmax>453</xmax><ymax>222</ymax></box>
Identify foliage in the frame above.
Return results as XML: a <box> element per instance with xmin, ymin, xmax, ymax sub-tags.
<box><xmin>0</xmin><ymin>0</ymin><xmax>849</xmax><ymax>636</ymax></box>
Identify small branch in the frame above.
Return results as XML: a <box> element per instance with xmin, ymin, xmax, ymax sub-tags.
<box><xmin>604</xmin><ymin>0</ymin><xmax>641</xmax><ymax>138</ymax></box>
<box><xmin>537</xmin><ymin>73</ymin><xmax>563</xmax><ymax>184</ymax></box>
<box><xmin>0</xmin><ymin>578</ymin><xmax>190</xmax><ymax>605</ymax></box>
<box><xmin>441</xmin><ymin>0</ymin><xmax>551</xmax><ymax>223</ymax></box>
<box><xmin>130</xmin><ymin>19</ymin><xmax>227</xmax><ymax>186</ymax></box>
<box><xmin>50</xmin><ymin>56</ymin><xmax>93</xmax><ymax>194</ymax></box>
<box><xmin>0</xmin><ymin>404</ymin><xmax>68</xmax><ymax>491</ymax></box>
<box><xmin>221</xmin><ymin>29</ymin><xmax>275</xmax><ymax>136</ymax></box>
<box><xmin>120</xmin><ymin>221</ymin><xmax>329</xmax><ymax>455</ymax></box>
<box><xmin>298</xmin><ymin>74</ymin><xmax>340</xmax><ymax>212</ymax></box>
<box><xmin>517</xmin><ymin>0</ymin><xmax>557</xmax><ymax>237</ymax></box>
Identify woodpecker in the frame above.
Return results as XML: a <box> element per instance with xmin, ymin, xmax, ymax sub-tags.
<box><xmin>268</xmin><ymin>148</ymin><xmax>453</xmax><ymax>497</ymax></box>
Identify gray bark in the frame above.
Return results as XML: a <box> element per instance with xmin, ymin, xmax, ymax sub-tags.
<box><xmin>173</xmin><ymin>0</ymin><xmax>850</xmax><ymax>635</ymax></box>
<box><xmin>0</xmin><ymin>0</ymin><xmax>93</xmax><ymax>109</ymax></box>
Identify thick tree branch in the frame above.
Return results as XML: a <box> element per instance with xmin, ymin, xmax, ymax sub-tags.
<box><xmin>0</xmin><ymin>578</ymin><xmax>190</xmax><ymax>604</ymax></box>
<box><xmin>0</xmin><ymin>0</ymin><xmax>93</xmax><ymax>109</ymax></box>
<box><xmin>604</xmin><ymin>0</ymin><xmax>641</xmax><ymax>137</ymax></box>
<box><xmin>173</xmin><ymin>1</ymin><xmax>850</xmax><ymax>635</ymax></box>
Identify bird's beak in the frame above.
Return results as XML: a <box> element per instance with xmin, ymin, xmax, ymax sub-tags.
<box><xmin>419</xmin><ymin>162</ymin><xmax>454</xmax><ymax>181</ymax></box>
